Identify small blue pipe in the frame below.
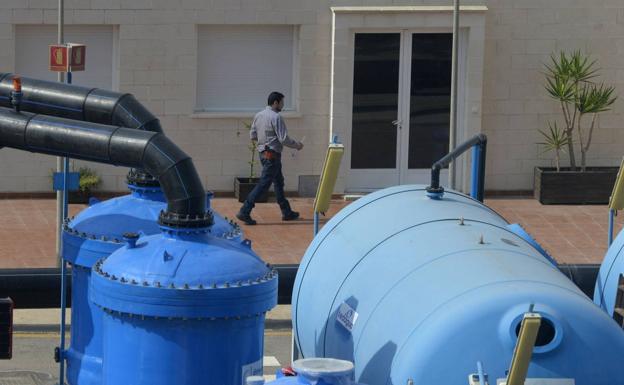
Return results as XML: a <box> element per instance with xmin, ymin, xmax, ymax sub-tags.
<box><xmin>314</xmin><ymin>212</ymin><xmax>320</xmax><ymax>236</ymax></box>
<box><xmin>470</xmin><ymin>145</ymin><xmax>479</xmax><ymax>200</ymax></box>
<box><xmin>609</xmin><ymin>209</ymin><xmax>615</xmax><ymax>246</ymax></box>
<box><xmin>477</xmin><ymin>361</ymin><xmax>486</xmax><ymax>385</ymax></box>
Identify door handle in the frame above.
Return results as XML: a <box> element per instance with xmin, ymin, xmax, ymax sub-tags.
<box><xmin>392</xmin><ymin>120</ymin><xmax>402</xmax><ymax>129</ymax></box>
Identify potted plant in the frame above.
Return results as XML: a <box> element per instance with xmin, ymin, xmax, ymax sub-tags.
<box><xmin>71</xmin><ymin>166</ymin><xmax>101</xmax><ymax>203</ymax></box>
<box><xmin>534</xmin><ymin>51</ymin><xmax>619</xmax><ymax>204</ymax></box>
<box><xmin>234</xmin><ymin>122</ymin><xmax>268</xmax><ymax>203</ymax></box>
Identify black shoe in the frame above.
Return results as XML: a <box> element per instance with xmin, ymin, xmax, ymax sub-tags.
<box><xmin>236</xmin><ymin>212</ymin><xmax>257</xmax><ymax>225</ymax></box>
<box><xmin>282</xmin><ymin>211</ymin><xmax>300</xmax><ymax>221</ymax></box>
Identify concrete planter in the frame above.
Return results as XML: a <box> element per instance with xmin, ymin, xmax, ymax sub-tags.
<box><xmin>534</xmin><ymin>167</ymin><xmax>619</xmax><ymax>204</ymax></box>
<box><xmin>234</xmin><ymin>177</ymin><xmax>268</xmax><ymax>203</ymax></box>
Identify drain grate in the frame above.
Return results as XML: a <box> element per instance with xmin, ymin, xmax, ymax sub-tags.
<box><xmin>0</xmin><ymin>371</ymin><xmax>54</xmax><ymax>385</ymax></box>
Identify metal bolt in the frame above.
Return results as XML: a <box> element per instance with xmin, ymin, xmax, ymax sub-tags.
<box><xmin>120</xmin><ymin>277</ymin><xmax>126</xmax><ymax>283</ymax></box>
<box><xmin>155</xmin><ymin>281</ymin><xmax>161</xmax><ymax>288</ymax></box>
<box><xmin>131</xmin><ymin>279</ymin><xmax>137</xmax><ymax>285</ymax></box>
<box><xmin>479</xmin><ymin>235</ymin><xmax>485</xmax><ymax>244</ymax></box>
<box><xmin>143</xmin><ymin>281</ymin><xmax>149</xmax><ymax>286</ymax></box>
<box><xmin>184</xmin><ymin>283</ymin><xmax>189</xmax><ymax>289</ymax></box>
<box><xmin>407</xmin><ymin>379</ymin><xmax>414</xmax><ymax>385</ymax></box>
<box><xmin>198</xmin><ymin>284</ymin><xmax>204</xmax><ymax>289</ymax></box>
<box><xmin>459</xmin><ymin>217</ymin><xmax>465</xmax><ymax>225</ymax></box>
<box><xmin>169</xmin><ymin>283</ymin><xmax>175</xmax><ymax>289</ymax></box>
<box><xmin>211</xmin><ymin>283</ymin><xmax>217</xmax><ymax>289</ymax></box>
<box><xmin>111</xmin><ymin>275</ymin><xmax>117</xmax><ymax>280</ymax></box>
<box><xmin>224</xmin><ymin>282</ymin><xmax>230</xmax><ymax>288</ymax></box>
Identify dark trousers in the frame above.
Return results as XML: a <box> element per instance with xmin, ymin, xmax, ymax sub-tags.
<box><xmin>240</xmin><ymin>152</ymin><xmax>291</xmax><ymax>215</ymax></box>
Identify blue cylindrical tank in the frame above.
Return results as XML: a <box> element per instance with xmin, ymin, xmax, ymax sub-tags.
<box><xmin>90</xmin><ymin>225</ymin><xmax>277</xmax><ymax>385</ymax></box>
<box><xmin>62</xmin><ymin>183</ymin><xmax>241</xmax><ymax>385</ymax></box>
<box><xmin>293</xmin><ymin>185</ymin><xmax>624</xmax><ymax>385</ymax></box>
<box><xmin>594</xmin><ymin>227</ymin><xmax>624</xmax><ymax>318</ymax></box>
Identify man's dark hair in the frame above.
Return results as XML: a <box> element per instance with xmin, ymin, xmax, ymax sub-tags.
<box><xmin>268</xmin><ymin>91</ymin><xmax>285</xmax><ymax>106</ymax></box>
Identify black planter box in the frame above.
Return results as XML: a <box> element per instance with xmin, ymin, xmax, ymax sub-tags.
<box><xmin>69</xmin><ymin>190</ymin><xmax>91</xmax><ymax>204</ymax></box>
<box><xmin>234</xmin><ymin>177</ymin><xmax>268</xmax><ymax>203</ymax></box>
<box><xmin>534</xmin><ymin>167</ymin><xmax>619</xmax><ymax>204</ymax></box>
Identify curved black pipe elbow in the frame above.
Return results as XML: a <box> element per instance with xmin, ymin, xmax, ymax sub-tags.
<box><xmin>0</xmin><ymin>107</ymin><xmax>208</xmax><ymax>228</ymax></box>
<box><xmin>0</xmin><ymin>73</ymin><xmax>163</xmax><ymax>187</ymax></box>
<box><xmin>0</xmin><ymin>73</ymin><xmax>162</xmax><ymax>132</ymax></box>
<box><xmin>427</xmin><ymin>134</ymin><xmax>488</xmax><ymax>194</ymax></box>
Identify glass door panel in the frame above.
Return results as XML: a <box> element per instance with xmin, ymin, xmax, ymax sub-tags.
<box><xmin>351</xmin><ymin>33</ymin><xmax>401</xmax><ymax>170</ymax></box>
<box><xmin>407</xmin><ymin>33</ymin><xmax>452</xmax><ymax>169</ymax></box>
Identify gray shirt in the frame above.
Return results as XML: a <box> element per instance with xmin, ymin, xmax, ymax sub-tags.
<box><xmin>250</xmin><ymin>107</ymin><xmax>299</xmax><ymax>153</ymax></box>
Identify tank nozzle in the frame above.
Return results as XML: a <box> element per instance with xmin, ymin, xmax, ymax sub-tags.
<box><xmin>123</xmin><ymin>232</ymin><xmax>140</xmax><ymax>249</ymax></box>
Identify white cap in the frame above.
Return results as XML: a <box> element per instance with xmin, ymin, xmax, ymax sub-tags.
<box><xmin>246</xmin><ymin>375</ymin><xmax>265</xmax><ymax>385</ymax></box>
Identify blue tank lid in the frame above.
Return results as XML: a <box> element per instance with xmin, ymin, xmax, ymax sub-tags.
<box><xmin>69</xmin><ymin>185</ymin><xmax>166</xmax><ymax>239</ymax></box>
<box><xmin>90</xmin><ymin>228</ymin><xmax>277</xmax><ymax>318</ymax></box>
<box><xmin>64</xmin><ymin>185</ymin><xmax>243</xmax><ymax>266</ymax></box>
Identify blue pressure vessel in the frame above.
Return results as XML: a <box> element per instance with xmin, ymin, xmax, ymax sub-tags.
<box><xmin>292</xmin><ymin>185</ymin><xmax>624</xmax><ymax>385</ymax></box>
<box><xmin>594</xmin><ymin>228</ymin><xmax>624</xmax><ymax>318</ymax></box>
<box><xmin>62</xmin><ymin>183</ymin><xmax>241</xmax><ymax>385</ymax></box>
<box><xmin>90</xmin><ymin>224</ymin><xmax>277</xmax><ymax>385</ymax></box>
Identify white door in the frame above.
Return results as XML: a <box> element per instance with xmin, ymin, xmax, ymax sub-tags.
<box><xmin>347</xmin><ymin>31</ymin><xmax>457</xmax><ymax>192</ymax></box>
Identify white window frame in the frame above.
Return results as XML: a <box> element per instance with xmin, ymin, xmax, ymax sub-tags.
<box><xmin>192</xmin><ymin>25</ymin><xmax>300</xmax><ymax>119</ymax></box>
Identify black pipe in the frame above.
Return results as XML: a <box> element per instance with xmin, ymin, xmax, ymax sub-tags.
<box><xmin>0</xmin><ymin>264</ymin><xmax>601</xmax><ymax>309</ymax></box>
<box><xmin>0</xmin><ymin>73</ymin><xmax>162</xmax><ymax>186</ymax></box>
<box><xmin>427</xmin><ymin>133</ymin><xmax>488</xmax><ymax>195</ymax></box>
<box><xmin>0</xmin><ymin>73</ymin><xmax>162</xmax><ymax>133</ymax></box>
<box><xmin>0</xmin><ymin>107</ymin><xmax>208</xmax><ymax>226</ymax></box>
<box><xmin>476</xmin><ymin>138</ymin><xmax>487</xmax><ymax>202</ymax></box>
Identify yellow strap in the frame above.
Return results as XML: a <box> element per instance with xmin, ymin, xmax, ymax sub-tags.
<box><xmin>609</xmin><ymin>157</ymin><xmax>624</xmax><ymax>210</ymax></box>
<box><xmin>314</xmin><ymin>144</ymin><xmax>344</xmax><ymax>214</ymax></box>
<box><xmin>506</xmin><ymin>313</ymin><xmax>541</xmax><ymax>385</ymax></box>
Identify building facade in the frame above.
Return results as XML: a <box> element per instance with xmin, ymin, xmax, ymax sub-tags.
<box><xmin>0</xmin><ymin>0</ymin><xmax>623</xmax><ymax>194</ymax></box>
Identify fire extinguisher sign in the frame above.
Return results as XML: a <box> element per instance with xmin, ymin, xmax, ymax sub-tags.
<box><xmin>49</xmin><ymin>43</ymin><xmax>86</xmax><ymax>72</ymax></box>
<box><xmin>49</xmin><ymin>44</ymin><xmax>68</xmax><ymax>72</ymax></box>
<box><xmin>68</xmin><ymin>44</ymin><xmax>86</xmax><ymax>71</ymax></box>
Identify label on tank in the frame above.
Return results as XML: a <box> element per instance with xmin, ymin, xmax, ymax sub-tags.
<box><xmin>242</xmin><ymin>358</ymin><xmax>263</xmax><ymax>384</ymax></box>
<box><xmin>336</xmin><ymin>302</ymin><xmax>359</xmax><ymax>332</ymax></box>
<box><xmin>497</xmin><ymin>379</ymin><xmax>574</xmax><ymax>385</ymax></box>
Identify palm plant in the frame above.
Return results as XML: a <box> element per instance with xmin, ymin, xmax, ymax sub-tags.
<box><xmin>538</xmin><ymin>122</ymin><xmax>570</xmax><ymax>172</ymax></box>
<box><xmin>544</xmin><ymin>51</ymin><xmax>617</xmax><ymax>171</ymax></box>
<box><xmin>243</xmin><ymin>121</ymin><xmax>258</xmax><ymax>178</ymax></box>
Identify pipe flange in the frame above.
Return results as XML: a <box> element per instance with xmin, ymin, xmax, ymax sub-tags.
<box><xmin>158</xmin><ymin>210</ymin><xmax>214</xmax><ymax>228</ymax></box>
<box><xmin>126</xmin><ymin>169</ymin><xmax>160</xmax><ymax>187</ymax></box>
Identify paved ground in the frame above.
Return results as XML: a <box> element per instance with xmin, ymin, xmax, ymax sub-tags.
<box><xmin>0</xmin><ymin>196</ymin><xmax>619</xmax><ymax>268</ymax></box>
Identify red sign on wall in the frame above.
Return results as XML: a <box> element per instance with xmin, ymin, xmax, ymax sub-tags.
<box><xmin>69</xmin><ymin>44</ymin><xmax>86</xmax><ymax>72</ymax></box>
<box><xmin>49</xmin><ymin>45</ymin><xmax>69</xmax><ymax>72</ymax></box>
<box><xmin>49</xmin><ymin>43</ymin><xmax>86</xmax><ymax>72</ymax></box>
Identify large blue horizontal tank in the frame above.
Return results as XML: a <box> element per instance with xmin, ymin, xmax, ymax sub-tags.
<box><xmin>293</xmin><ymin>185</ymin><xmax>624</xmax><ymax>385</ymax></box>
<box><xmin>594</xmin><ymin>227</ymin><xmax>624</xmax><ymax>319</ymax></box>
<box><xmin>62</xmin><ymin>182</ymin><xmax>241</xmax><ymax>385</ymax></box>
<box><xmin>90</xmin><ymin>224</ymin><xmax>277</xmax><ymax>385</ymax></box>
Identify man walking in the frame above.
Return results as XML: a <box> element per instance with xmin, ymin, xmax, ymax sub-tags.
<box><xmin>236</xmin><ymin>92</ymin><xmax>304</xmax><ymax>225</ymax></box>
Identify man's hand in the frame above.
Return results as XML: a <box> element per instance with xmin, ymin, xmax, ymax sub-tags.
<box><xmin>296</xmin><ymin>142</ymin><xmax>304</xmax><ymax>151</ymax></box>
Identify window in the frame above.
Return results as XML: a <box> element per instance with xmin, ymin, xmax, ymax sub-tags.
<box><xmin>15</xmin><ymin>25</ymin><xmax>116</xmax><ymax>89</ymax></box>
<box><xmin>196</xmin><ymin>25</ymin><xmax>297</xmax><ymax>113</ymax></box>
